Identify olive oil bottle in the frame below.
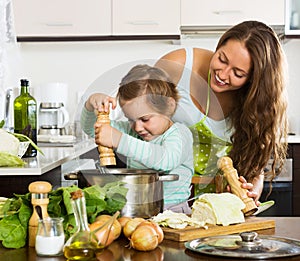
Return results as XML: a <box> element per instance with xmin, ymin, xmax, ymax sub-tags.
<box><xmin>63</xmin><ymin>190</ymin><xmax>99</xmax><ymax>260</ymax></box>
<box><xmin>13</xmin><ymin>79</ymin><xmax>37</xmax><ymax>157</ymax></box>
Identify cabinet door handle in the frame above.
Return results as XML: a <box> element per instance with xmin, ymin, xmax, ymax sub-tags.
<box><xmin>212</xmin><ymin>10</ymin><xmax>242</xmax><ymax>15</ymax></box>
<box><xmin>127</xmin><ymin>20</ymin><xmax>159</xmax><ymax>26</ymax></box>
<box><xmin>45</xmin><ymin>23</ymin><xmax>73</xmax><ymax>27</ymax></box>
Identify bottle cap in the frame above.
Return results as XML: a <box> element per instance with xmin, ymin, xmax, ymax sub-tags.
<box><xmin>20</xmin><ymin>79</ymin><xmax>29</xmax><ymax>86</ymax></box>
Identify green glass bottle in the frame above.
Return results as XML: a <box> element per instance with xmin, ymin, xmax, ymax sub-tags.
<box><xmin>14</xmin><ymin>79</ymin><xmax>37</xmax><ymax>157</ymax></box>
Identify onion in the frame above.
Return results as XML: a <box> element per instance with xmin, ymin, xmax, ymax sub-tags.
<box><xmin>123</xmin><ymin>217</ymin><xmax>145</xmax><ymax>238</ymax></box>
<box><xmin>137</xmin><ymin>221</ymin><xmax>164</xmax><ymax>244</ymax></box>
<box><xmin>117</xmin><ymin>216</ymin><xmax>132</xmax><ymax>229</ymax></box>
<box><xmin>130</xmin><ymin>225</ymin><xmax>158</xmax><ymax>251</ymax></box>
<box><xmin>94</xmin><ymin>214</ymin><xmax>122</xmax><ymax>240</ymax></box>
<box><xmin>89</xmin><ymin>221</ymin><xmax>115</xmax><ymax>247</ymax></box>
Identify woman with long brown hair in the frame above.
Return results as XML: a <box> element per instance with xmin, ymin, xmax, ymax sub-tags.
<box><xmin>155</xmin><ymin>20</ymin><xmax>288</xmax><ymax>203</ymax></box>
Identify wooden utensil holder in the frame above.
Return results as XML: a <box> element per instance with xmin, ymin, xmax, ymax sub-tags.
<box><xmin>28</xmin><ymin>181</ymin><xmax>52</xmax><ymax>247</ymax></box>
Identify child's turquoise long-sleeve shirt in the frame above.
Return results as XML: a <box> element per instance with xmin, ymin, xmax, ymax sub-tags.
<box><xmin>81</xmin><ymin>107</ymin><xmax>194</xmax><ymax>205</ymax></box>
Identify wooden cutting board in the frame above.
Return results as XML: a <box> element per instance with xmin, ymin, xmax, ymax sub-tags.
<box><xmin>162</xmin><ymin>217</ymin><xmax>275</xmax><ymax>242</ymax></box>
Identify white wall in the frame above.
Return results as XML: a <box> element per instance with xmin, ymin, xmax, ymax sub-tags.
<box><xmin>4</xmin><ymin>38</ymin><xmax>300</xmax><ymax>133</ymax></box>
<box><xmin>12</xmin><ymin>38</ymin><xmax>219</xmax><ymax>122</ymax></box>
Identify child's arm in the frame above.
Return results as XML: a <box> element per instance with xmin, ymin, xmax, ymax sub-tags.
<box><xmin>117</xmin><ymin>124</ymin><xmax>192</xmax><ymax>171</ymax></box>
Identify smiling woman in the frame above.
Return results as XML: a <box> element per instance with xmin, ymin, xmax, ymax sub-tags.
<box><xmin>155</xmin><ymin>20</ymin><xmax>288</xmax><ymax>204</ymax></box>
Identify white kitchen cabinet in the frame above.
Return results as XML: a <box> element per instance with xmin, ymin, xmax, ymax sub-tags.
<box><xmin>285</xmin><ymin>0</ymin><xmax>300</xmax><ymax>35</ymax></box>
<box><xmin>12</xmin><ymin>0</ymin><xmax>111</xmax><ymax>37</ymax></box>
<box><xmin>181</xmin><ymin>0</ymin><xmax>285</xmax><ymax>27</ymax></box>
<box><xmin>112</xmin><ymin>0</ymin><xmax>180</xmax><ymax>35</ymax></box>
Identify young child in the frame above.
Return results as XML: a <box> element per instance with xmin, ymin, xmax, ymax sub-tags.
<box><xmin>81</xmin><ymin>64</ymin><xmax>194</xmax><ymax>213</ymax></box>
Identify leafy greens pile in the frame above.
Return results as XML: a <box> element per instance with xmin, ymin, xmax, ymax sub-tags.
<box><xmin>0</xmin><ymin>119</ymin><xmax>44</xmax><ymax>167</ymax></box>
<box><xmin>0</xmin><ymin>182</ymin><xmax>128</xmax><ymax>249</ymax></box>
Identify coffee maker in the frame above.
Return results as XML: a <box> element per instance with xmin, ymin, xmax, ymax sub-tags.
<box><xmin>38</xmin><ymin>102</ymin><xmax>69</xmax><ymax>135</ymax></box>
<box><xmin>37</xmin><ymin>82</ymin><xmax>70</xmax><ymax>136</ymax></box>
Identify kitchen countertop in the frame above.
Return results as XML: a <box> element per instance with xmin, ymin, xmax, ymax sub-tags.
<box><xmin>0</xmin><ymin>217</ymin><xmax>299</xmax><ymax>260</ymax></box>
<box><xmin>287</xmin><ymin>134</ymin><xmax>300</xmax><ymax>143</ymax></box>
<box><xmin>0</xmin><ymin>135</ymin><xmax>298</xmax><ymax>176</ymax></box>
<box><xmin>0</xmin><ymin>138</ymin><xmax>97</xmax><ymax>176</ymax></box>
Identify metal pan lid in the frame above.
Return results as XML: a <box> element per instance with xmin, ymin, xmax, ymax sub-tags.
<box><xmin>185</xmin><ymin>232</ymin><xmax>300</xmax><ymax>259</ymax></box>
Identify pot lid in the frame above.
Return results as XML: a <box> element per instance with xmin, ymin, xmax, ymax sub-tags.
<box><xmin>185</xmin><ymin>232</ymin><xmax>300</xmax><ymax>259</ymax></box>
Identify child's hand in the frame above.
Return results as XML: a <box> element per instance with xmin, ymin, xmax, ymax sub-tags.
<box><xmin>86</xmin><ymin>93</ymin><xmax>117</xmax><ymax>112</ymax></box>
<box><xmin>94</xmin><ymin>122</ymin><xmax>122</xmax><ymax>148</ymax></box>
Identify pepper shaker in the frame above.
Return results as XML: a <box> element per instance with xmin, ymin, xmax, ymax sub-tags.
<box><xmin>217</xmin><ymin>156</ymin><xmax>258</xmax><ymax>216</ymax></box>
<box><xmin>96</xmin><ymin>111</ymin><xmax>116</xmax><ymax>166</ymax></box>
<box><xmin>28</xmin><ymin>181</ymin><xmax>52</xmax><ymax>247</ymax></box>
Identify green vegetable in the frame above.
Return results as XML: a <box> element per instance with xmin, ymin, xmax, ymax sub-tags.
<box><xmin>0</xmin><ymin>152</ymin><xmax>26</xmax><ymax>167</ymax></box>
<box><xmin>0</xmin><ymin>195</ymin><xmax>32</xmax><ymax>249</ymax></box>
<box><xmin>12</xmin><ymin>132</ymin><xmax>44</xmax><ymax>156</ymax></box>
<box><xmin>0</xmin><ymin>120</ymin><xmax>4</xmax><ymax>128</ymax></box>
<box><xmin>0</xmin><ymin>182</ymin><xmax>128</xmax><ymax>249</ymax></box>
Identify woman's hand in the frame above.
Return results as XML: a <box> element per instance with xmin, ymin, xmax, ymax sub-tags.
<box><xmin>226</xmin><ymin>174</ymin><xmax>264</xmax><ymax>206</ymax></box>
<box><xmin>85</xmin><ymin>93</ymin><xmax>117</xmax><ymax>112</ymax></box>
<box><xmin>239</xmin><ymin>175</ymin><xmax>264</xmax><ymax>206</ymax></box>
<box><xmin>94</xmin><ymin>122</ymin><xmax>122</xmax><ymax>149</ymax></box>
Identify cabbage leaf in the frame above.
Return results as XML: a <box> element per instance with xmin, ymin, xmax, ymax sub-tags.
<box><xmin>192</xmin><ymin>193</ymin><xmax>245</xmax><ymax>226</ymax></box>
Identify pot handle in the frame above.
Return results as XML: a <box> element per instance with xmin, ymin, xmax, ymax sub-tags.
<box><xmin>158</xmin><ymin>174</ymin><xmax>179</xmax><ymax>182</ymax></box>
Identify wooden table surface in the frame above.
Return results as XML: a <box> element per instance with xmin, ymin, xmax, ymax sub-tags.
<box><xmin>0</xmin><ymin>217</ymin><xmax>299</xmax><ymax>261</ymax></box>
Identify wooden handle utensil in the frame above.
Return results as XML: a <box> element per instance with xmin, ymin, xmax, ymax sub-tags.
<box><xmin>217</xmin><ymin>156</ymin><xmax>258</xmax><ymax>216</ymax></box>
<box><xmin>28</xmin><ymin>181</ymin><xmax>52</xmax><ymax>247</ymax></box>
<box><xmin>96</xmin><ymin>111</ymin><xmax>116</xmax><ymax>166</ymax></box>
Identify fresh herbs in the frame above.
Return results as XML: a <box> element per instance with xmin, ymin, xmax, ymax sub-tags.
<box><xmin>0</xmin><ymin>182</ymin><xmax>128</xmax><ymax>249</ymax></box>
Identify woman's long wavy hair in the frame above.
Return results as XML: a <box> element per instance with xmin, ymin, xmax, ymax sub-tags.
<box><xmin>216</xmin><ymin>21</ymin><xmax>288</xmax><ymax>182</ymax></box>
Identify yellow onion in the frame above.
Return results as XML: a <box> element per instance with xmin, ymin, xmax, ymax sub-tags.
<box><xmin>117</xmin><ymin>216</ymin><xmax>132</xmax><ymax>229</ymax></box>
<box><xmin>123</xmin><ymin>217</ymin><xmax>145</xmax><ymax>238</ymax></box>
<box><xmin>94</xmin><ymin>214</ymin><xmax>122</xmax><ymax>240</ymax></box>
<box><xmin>130</xmin><ymin>225</ymin><xmax>159</xmax><ymax>251</ymax></box>
<box><xmin>89</xmin><ymin>221</ymin><xmax>115</xmax><ymax>247</ymax></box>
<box><xmin>137</xmin><ymin>220</ymin><xmax>164</xmax><ymax>244</ymax></box>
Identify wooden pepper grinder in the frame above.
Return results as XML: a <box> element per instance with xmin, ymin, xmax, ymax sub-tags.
<box><xmin>217</xmin><ymin>156</ymin><xmax>258</xmax><ymax>216</ymax></box>
<box><xmin>97</xmin><ymin>111</ymin><xmax>116</xmax><ymax>166</ymax></box>
<box><xmin>28</xmin><ymin>181</ymin><xmax>52</xmax><ymax>247</ymax></box>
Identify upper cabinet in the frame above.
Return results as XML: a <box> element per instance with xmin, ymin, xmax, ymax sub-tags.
<box><xmin>285</xmin><ymin>0</ymin><xmax>300</xmax><ymax>35</ymax></box>
<box><xmin>12</xmin><ymin>0</ymin><xmax>111</xmax><ymax>37</ymax></box>
<box><xmin>112</xmin><ymin>0</ymin><xmax>180</xmax><ymax>35</ymax></box>
<box><xmin>12</xmin><ymin>0</ymin><xmax>287</xmax><ymax>40</ymax></box>
<box><xmin>181</xmin><ymin>0</ymin><xmax>285</xmax><ymax>27</ymax></box>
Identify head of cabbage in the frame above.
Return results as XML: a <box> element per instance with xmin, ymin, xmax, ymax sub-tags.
<box><xmin>0</xmin><ymin>129</ymin><xmax>25</xmax><ymax>167</ymax></box>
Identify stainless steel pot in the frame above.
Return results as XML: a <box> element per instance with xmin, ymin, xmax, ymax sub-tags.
<box><xmin>64</xmin><ymin>168</ymin><xmax>179</xmax><ymax>218</ymax></box>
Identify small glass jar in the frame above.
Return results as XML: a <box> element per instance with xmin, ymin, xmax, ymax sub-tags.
<box><xmin>35</xmin><ymin>217</ymin><xmax>65</xmax><ymax>256</ymax></box>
